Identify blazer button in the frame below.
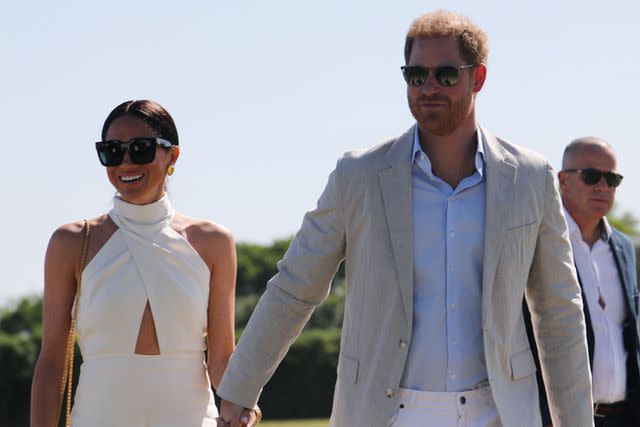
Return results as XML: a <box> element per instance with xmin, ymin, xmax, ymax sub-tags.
<box><xmin>385</xmin><ymin>388</ymin><xmax>395</xmax><ymax>398</ymax></box>
<box><xmin>399</xmin><ymin>340</ymin><xmax>408</xmax><ymax>349</ymax></box>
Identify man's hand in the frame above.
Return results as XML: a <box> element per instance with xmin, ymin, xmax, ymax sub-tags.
<box><xmin>217</xmin><ymin>399</ymin><xmax>259</xmax><ymax>427</ymax></box>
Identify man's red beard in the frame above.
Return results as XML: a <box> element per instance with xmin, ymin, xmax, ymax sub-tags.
<box><xmin>409</xmin><ymin>92</ymin><xmax>474</xmax><ymax>136</ymax></box>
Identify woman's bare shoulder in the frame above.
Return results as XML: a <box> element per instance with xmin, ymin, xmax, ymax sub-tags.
<box><xmin>173</xmin><ymin>213</ymin><xmax>234</xmax><ymax>243</ymax></box>
<box><xmin>49</xmin><ymin>220</ymin><xmax>86</xmax><ymax>250</ymax></box>
<box><xmin>172</xmin><ymin>213</ymin><xmax>235</xmax><ymax>265</ymax></box>
<box><xmin>48</xmin><ymin>215</ymin><xmax>115</xmax><ymax>259</ymax></box>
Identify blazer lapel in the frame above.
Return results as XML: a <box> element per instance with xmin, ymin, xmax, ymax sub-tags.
<box><xmin>574</xmin><ymin>268</ymin><xmax>595</xmax><ymax>367</ymax></box>
<box><xmin>609</xmin><ymin>234</ymin><xmax>637</xmax><ymax>317</ymax></box>
<box><xmin>481</xmin><ymin>129</ymin><xmax>517</xmax><ymax>301</ymax></box>
<box><xmin>379</xmin><ymin>126</ymin><xmax>415</xmax><ymax>327</ymax></box>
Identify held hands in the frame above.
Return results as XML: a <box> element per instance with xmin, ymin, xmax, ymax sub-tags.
<box><xmin>217</xmin><ymin>399</ymin><xmax>261</xmax><ymax>427</ymax></box>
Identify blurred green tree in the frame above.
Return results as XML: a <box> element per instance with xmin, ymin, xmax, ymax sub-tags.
<box><xmin>608</xmin><ymin>204</ymin><xmax>639</xmax><ymax>236</ymax></box>
<box><xmin>236</xmin><ymin>238</ymin><xmax>291</xmax><ymax>295</ymax></box>
<box><xmin>0</xmin><ymin>296</ymin><xmax>43</xmax><ymax>426</ymax></box>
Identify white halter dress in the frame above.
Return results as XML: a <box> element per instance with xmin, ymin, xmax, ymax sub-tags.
<box><xmin>70</xmin><ymin>195</ymin><xmax>218</xmax><ymax>427</ymax></box>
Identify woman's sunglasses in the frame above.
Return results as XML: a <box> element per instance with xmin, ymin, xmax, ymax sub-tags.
<box><xmin>401</xmin><ymin>64</ymin><xmax>476</xmax><ymax>87</ymax></box>
<box><xmin>95</xmin><ymin>137</ymin><xmax>174</xmax><ymax>167</ymax></box>
<box><xmin>563</xmin><ymin>168</ymin><xmax>624</xmax><ymax>188</ymax></box>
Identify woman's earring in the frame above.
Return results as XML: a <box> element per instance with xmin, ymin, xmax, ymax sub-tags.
<box><xmin>167</xmin><ymin>165</ymin><xmax>175</xmax><ymax>176</ymax></box>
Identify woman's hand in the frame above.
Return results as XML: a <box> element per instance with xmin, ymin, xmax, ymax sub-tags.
<box><xmin>217</xmin><ymin>399</ymin><xmax>260</xmax><ymax>427</ymax></box>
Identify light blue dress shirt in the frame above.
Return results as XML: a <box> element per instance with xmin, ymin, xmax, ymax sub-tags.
<box><xmin>400</xmin><ymin>126</ymin><xmax>488</xmax><ymax>392</ymax></box>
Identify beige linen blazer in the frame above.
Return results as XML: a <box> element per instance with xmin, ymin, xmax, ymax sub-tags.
<box><xmin>218</xmin><ymin>126</ymin><xmax>594</xmax><ymax>427</ymax></box>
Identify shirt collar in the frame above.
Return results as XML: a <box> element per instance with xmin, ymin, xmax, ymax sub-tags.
<box><xmin>412</xmin><ymin>124</ymin><xmax>485</xmax><ymax>177</ymax></box>
<box><xmin>564</xmin><ymin>208</ymin><xmax>611</xmax><ymax>243</ymax></box>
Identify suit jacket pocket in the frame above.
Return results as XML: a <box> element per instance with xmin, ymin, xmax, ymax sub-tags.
<box><xmin>338</xmin><ymin>353</ymin><xmax>359</xmax><ymax>384</ymax></box>
<box><xmin>510</xmin><ymin>348</ymin><xmax>536</xmax><ymax>380</ymax></box>
<box><xmin>506</xmin><ymin>219</ymin><xmax>538</xmax><ymax>231</ymax></box>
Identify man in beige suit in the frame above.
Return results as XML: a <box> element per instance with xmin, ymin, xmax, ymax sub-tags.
<box><xmin>217</xmin><ymin>10</ymin><xmax>593</xmax><ymax>427</ymax></box>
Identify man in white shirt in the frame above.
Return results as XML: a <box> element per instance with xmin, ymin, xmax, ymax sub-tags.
<box><xmin>529</xmin><ymin>137</ymin><xmax>639</xmax><ymax>427</ymax></box>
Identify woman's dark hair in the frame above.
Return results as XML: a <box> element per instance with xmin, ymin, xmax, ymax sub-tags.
<box><xmin>101</xmin><ymin>100</ymin><xmax>179</xmax><ymax>145</ymax></box>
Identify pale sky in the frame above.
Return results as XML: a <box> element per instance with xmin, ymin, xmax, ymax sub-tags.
<box><xmin>2</xmin><ymin>0</ymin><xmax>639</xmax><ymax>304</ymax></box>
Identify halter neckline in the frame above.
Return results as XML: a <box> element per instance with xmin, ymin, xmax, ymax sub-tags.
<box><xmin>110</xmin><ymin>194</ymin><xmax>175</xmax><ymax>234</ymax></box>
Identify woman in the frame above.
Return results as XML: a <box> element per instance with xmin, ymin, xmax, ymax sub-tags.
<box><xmin>30</xmin><ymin>100</ymin><xmax>257</xmax><ymax>426</ymax></box>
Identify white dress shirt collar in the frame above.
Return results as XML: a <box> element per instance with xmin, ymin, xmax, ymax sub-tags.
<box><xmin>564</xmin><ymin>209</ymin><xmax>612</xmax><ymax>244</ymax></box>
<box><xmin>412</xmin><ymin>125</ymin><xmax>485</xmax><ymax>177</ymax></box>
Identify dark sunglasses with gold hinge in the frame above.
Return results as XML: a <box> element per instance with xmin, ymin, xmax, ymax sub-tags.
<box><xmin>95</xmin><ymin>137</ymin><xmax>175</xmax><ymax>167</ymax></box>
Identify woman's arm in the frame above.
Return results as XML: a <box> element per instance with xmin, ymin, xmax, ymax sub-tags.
<box><xmin>199</xmin><ymin>223</ymin><xmax>237</xmax><ymax>390</ymax></box>
<box><xmin>30</xmin><ymin>222</ymin><xmax>84</xmax><ymax>427</ymax></box>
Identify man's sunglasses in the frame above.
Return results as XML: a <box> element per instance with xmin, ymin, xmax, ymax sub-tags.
<box><xmin>563</xmin><ymin>168</ymin><xmax>624</xmax><ymax>188</ymax></box>
<box><xmin>95</xmin><ymin>137</ymin><xmax>174</xmax><ymax>167</ymax></box>
<box><xmin>401</xmin><ymin>64</ymin><xmax>476</xmax><ymax>87</ymax></box>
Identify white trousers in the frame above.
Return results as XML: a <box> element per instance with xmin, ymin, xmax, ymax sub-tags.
<box><xmin>70</xmin><ymin>355</ymin><xmax>218</xmax><ymax>426</ymax></box>
<box><xmin>388</xmin><ymin>386</ymin><xmax>501</xmax><ymax>427</ymax></box>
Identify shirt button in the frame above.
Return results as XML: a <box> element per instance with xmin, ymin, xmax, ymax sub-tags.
<box><xmin>399</xmin><ymin>340</ymin><xmax>408</xmax><ymax>349</ymax></box>
<box><xmin>450</xmin><ymin>374</ymin><xmax>457</xmax><ymax>381</ymax></box>
<box><xmin>385</xmin><ymin>388</ymin><xmax>395</xmax><ymax>398</ymax></box>
<box><xmin>449</xmin><ymin>266</ymin><xmax>454</xmax><ymax>272</ymax></box>
<box><xmin>450</xmin><ymin>303</ymin><xmax>456</xmax><ymax>310</ymax></box>
<box><xmin>449</xmin><ymin>231</ymin><xmax>456</xmax><ymax>238</ymax></box>
<box><xmin>460</xmin><ymin>396</ymin><xmax>466</xmax><ymax>404</ymax></box>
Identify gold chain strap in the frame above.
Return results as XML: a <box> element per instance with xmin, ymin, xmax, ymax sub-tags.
<box><xmin>56</xmin><ymin>220</ymin><xmax>90</xmax><ymax>427</ymax></box>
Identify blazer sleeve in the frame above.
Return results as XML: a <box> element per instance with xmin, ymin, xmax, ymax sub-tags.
<box><xmin>524</xmin><ymin>163</ymin><xmax>594</xmax><ymax>426</ymax></box>
<box><xmin>217</xmin><ymin>159</ymin><xmax>347</xmax><ymax>408</ymax></box>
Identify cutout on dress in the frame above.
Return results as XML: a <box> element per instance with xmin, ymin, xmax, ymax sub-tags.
<box><xmin>134</xmin><ymin>300</ymin><xmax>161</xmax><ymax>355</ymax></box>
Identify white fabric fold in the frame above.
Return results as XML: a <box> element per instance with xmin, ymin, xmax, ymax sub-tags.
<box><xmin>77</xmin><ymin>195</ymin><xmax>210</xmax><ymax>357</ymax></box>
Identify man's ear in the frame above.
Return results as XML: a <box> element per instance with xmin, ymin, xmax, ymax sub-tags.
<box><xmin>558</xmin><ymin>170</ymin><xmax>568</xmax><ymax>191</ymax></box>
<box><xmin>472</xmin><ymin>63</ymin><xmax>487</xmax><ymax>93</ymax></box>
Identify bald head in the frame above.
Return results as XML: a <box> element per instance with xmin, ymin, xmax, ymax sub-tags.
<box><xmin>562</xmin><ymin>137</ymin><xmax>615</xmax><ymax>170</ymax></box>
<box><xmin>559</xmin><ymin>136</ymin><xmax>619</xmax><ymax>235</ymax></box>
